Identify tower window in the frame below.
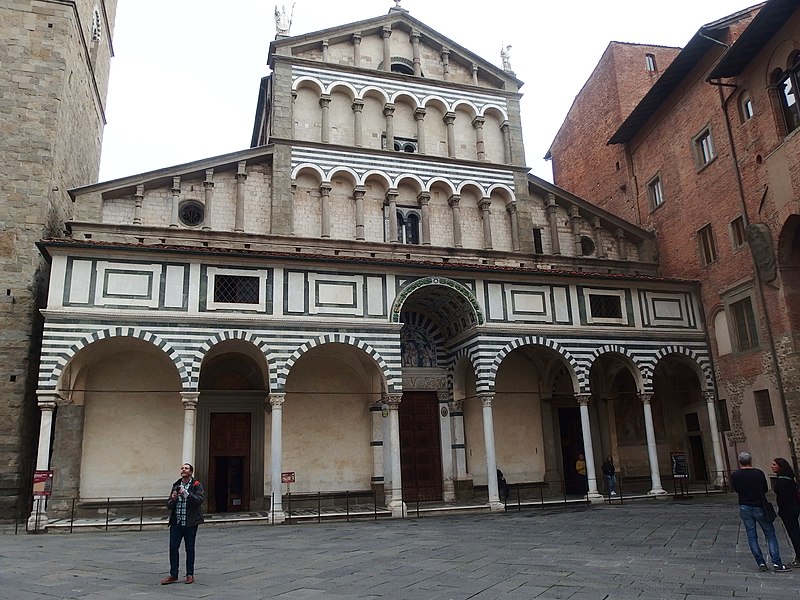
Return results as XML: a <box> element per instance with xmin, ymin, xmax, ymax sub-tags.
<box><xmin>645</xmin><ymin>53</ymin><xmax>657</xmax><ymax>72</ymax></box>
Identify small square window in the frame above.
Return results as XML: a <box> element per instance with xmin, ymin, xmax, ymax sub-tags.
<box><xmin>647</xmin><ymin>176</ymin><xmax>664</xmax><ymax>209</ymax></box>
<box><xmin>589</xmin><ymin>294</ymin><xmax>622</xmax><ymax>319</ymax></box>
<box><xmin>694</xmin><ymin>129</ymin><xmax>716</xmax><ymax>167</ymax></box>
<box><xmin>731</xmin><ymin>296</ymin><xmax>759</xmax><ymax>351</ymax></box>
<box><xmin>698</xmin><ymin>224</ymin><xmax>717</xmax><ymax>265</ymax></box>
<box><xmin>754</xmin><ymin>390</ymin><xmax>775</xmax><ymax>427</ymax></box>
<box><xmin>730</xmin><ymin>216</ymin><xmax>747</xmax><ymax>248</ymax></box>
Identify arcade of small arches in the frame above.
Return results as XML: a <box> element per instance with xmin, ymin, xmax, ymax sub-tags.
<box><xmin>291</xmin><ymin>78</ymin><xmax>512</xmax><ymax>164</ymax></box>
<box><xmin>291</xmin><ymin>166</ymin><xmax>520</xmax><ymax>249</ymax></box>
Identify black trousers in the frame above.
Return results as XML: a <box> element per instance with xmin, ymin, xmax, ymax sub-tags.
<box><xmin>779</xmin><ymin>510</ymin><xmax>800</xmax><ymax>560</ymax></box>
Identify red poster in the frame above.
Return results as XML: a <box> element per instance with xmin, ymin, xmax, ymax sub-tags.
<box><xmin>33</xmin><ymin>470</ymin><xmax>53</xmax><ymax>496</ymax></box>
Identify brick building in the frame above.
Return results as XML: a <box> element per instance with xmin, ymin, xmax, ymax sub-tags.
<box><xmin>0</xmin><ymin>1</ymin><xmax>116</xmax><ymax>519</ymax></box>
<box><xmin>548</xmin><ymin>0</ymin><xmax>800</xmax><ymax>470</ymax></box>
<box><xmin>28</xmin><ymin>4</ymin><xmax>722</xmax><ymax>528</ymax></box>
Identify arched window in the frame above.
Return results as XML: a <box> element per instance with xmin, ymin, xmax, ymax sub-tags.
<box><xmin>392</xmin><ymin>208</ymin><xmax>421</xmax><ymax>245</ymax></box>
<box><xmin>777</xmin><ymin>53</ymin><xmax>800</xmax><ymax>134</ymax></box>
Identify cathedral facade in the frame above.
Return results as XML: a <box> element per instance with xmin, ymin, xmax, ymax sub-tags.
<box><xmin>32</xmin><ymin>5</ymin><xmax>720</xmax><ymax>526</ymax></box>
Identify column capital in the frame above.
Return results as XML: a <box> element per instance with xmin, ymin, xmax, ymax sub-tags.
<box><xmin>36</xmin><ymin>390</ymin><xmax>64</xmax><ymax>408</ymax></box>
<box><xmin>479</xmin><ymin>393</ymin><xmax>494</xmax><ymax>408</ymax></box>
<box><xmin>319</xmin><ymin>182</ymin><xmax>333</xmax><ymax>195</ymax></box>
<box><xmin>448</xmin><ymin>194</ymin><xmax>460</xmax><ymax>208</ymax></box>
<box><xmin>479</xmin><ymin>198</ymin><xmax>491</xmax><ymax>212</ymax></box>
<box><xmin>576</xmin><ymin>393</ymin><xmax>591</xmax><ymax>406</ymax></box>
<box><xmin>319</xmin><ymin>94</ymin><xmax>332</xmax><ymax>107</ymax></box>
<box><xmin>414</xmin><ymin>107</ymin><xmax>426</xmax><ymax>120</ymax></box>
<box><xmin>353</xmin><ymin>185</ymin><xmax>366</xmax><ymax>197</ymax></box>
<box><xmin>450</xmin><ymin>399</ymin><xmax>464</xmax><ymax>413</ymax></box>
<box><xmin>441</xmin><ymin>47</ymin><xmax>450</xmax><ymax>59</ymax></box>
<box><xmin>352</xmin><ymin>32</ymin><xmax>362</xmax><ymax>44</ymax></box>
<box><xmin>351</xmin><ymin>98</ymin><xmax>364</xmax><ymax>112</ymax></box>
<box><xmin>171</xmin><ymin>176</ymin><xmax>181</xmax><ymax>194</ymax></box>
<box><xmin>135</xmin><ymin>184</ymin><xmax>145</xmax><ymax>197</ymax></box>
<box><xmin>506</xmin><ymin>201</ymin><xmax>518</xmax><ymax>214</ymax></box>
<box><xmin>269</xmin><ymin>393</ymin><xmax>286</xmax><ymax>408</ymax></box>
<box><xmin>500</xmin><ymin>120</ymin><xmax>510</xmax><ymax>132</ymax></box>
<box><xmin>410</xmin><ymin>29</ymin><xmax>420</xmax><ymax>43</ymax></box>
<box><xmin>436</xmin><ymin>390</ymin><xmax>449</xmax><ymax>404</ymax></box>
<box><xmin>702</xmin><ymin>390</ymin><xmax>717</xmax><ymax>403</ymax></box>
<box><xmin>385</xmin><ymin>189</ymin><xmax>399</xmax><ymax>203</ymax></box>
<box><xmin>383</xmin><ymin>394</ymin><xmax>402</xmax><ymax>409</ymax></box>
<box><xmin>236</xmin><ymin>160</ymin><xmax>247</xmax><ymax>179</ymax></box>
<box><xmin>547</xmin><ymin>192</ymin><xmax>558</xmax><ymax>208</ymax></box>
<box><xmin>638</xmin><ymin>392</ymin><xmax>653</xmax><ymax>405</ymax></box>
<box><xmin>443</xmin><ymin>111</ymin><xmax>456</xmax><ymax>125</ymax></box>
<box><xmin>472</xmin><ymin>115</ymin><xmax>485</xmax><ymax>128</ymax></box>
<box><xmin>381</xmin><ymin>25</ymin><xmax>392</xmax><ymax>38</ymax></box>
<box><xmin>417</xmin><ymin>191</ymin><xmax>431</xmax><ymax>205</ymax></box>
<box><xmin>180</xmin><ymin>391</ymin><xmax>200</xmax><ymax>409</ymax></box>
<box><xmin>383</xmin><ymin>103</ymin><xmax>395</xmax><ymax>117</ymax></box>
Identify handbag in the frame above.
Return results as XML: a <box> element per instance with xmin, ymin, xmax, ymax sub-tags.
<box><xmin>762</xmin><ymin>495</ymin><xmax>777</xmax><ymax>522</ymax></box>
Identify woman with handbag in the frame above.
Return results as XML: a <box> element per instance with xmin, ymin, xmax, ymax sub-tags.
<box><xmin>771</xmin><ymin>457</ymin><xmax>800</xmax><ymax>567</ymax></box>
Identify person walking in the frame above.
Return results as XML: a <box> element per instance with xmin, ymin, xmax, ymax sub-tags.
<box><xmin>771</xmin><ymin>457</ymin><xmax>800</xmax><ymax>567</ymax></box>
<box><xmin>731</xmin><ymin>451</ymin><xmax>790</xmax><ymax>572</ymax></box>
<box><xmin>601</xmin><ymin>455</ymin><xmax>617</xmax><ymax>496</ymax></box>
<box><xmin>161</xmin><ymin>463</ymin><xmax>205</xmax><ymax>585</ymax></box>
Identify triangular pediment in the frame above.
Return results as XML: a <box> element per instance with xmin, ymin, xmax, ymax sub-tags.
<box><xmin>268</xmin><ymin>9</ymin><xmax>522</xmax><ymax>90</ymax></box>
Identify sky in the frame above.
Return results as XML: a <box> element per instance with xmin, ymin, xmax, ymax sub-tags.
<box><xmin>98</xmin><ymin>0</ymin><xmax>759</xmax><ymax>184</ymax></box>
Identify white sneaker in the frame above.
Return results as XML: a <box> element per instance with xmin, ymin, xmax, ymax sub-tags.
<box><xmin>610</xmin><ymin>491</ymin><xmax>617</xmax><ymax>496</ymax></box>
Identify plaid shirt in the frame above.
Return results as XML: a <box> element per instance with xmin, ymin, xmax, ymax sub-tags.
<box><xmin>175</xmin><ymin>480</ymin><xmax>190</xmax><ymax>526</ymax></box>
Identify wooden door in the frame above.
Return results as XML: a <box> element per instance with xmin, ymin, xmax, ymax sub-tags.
<box><xmin>399</xmin><ymin>391</ymin><xmax>442</xmax><ymax>502</ymax></box>
<box><xmin>208</xmin><ymin>412</ymin><xmax>251</xmax><ymax>512</ymax></box>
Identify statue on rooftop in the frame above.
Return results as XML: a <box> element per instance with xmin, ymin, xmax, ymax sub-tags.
<box><xmin>500</xmin><ymin>44</ymin><xmax>513</xmax><ymax>73</ymax></box>
<box><xmin>274</xmin><ymin>3</ymin><xmax>294</xmax><ymax>36</ymax></box>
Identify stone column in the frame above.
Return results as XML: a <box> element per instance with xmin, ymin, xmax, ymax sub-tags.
<box><xmin>418</xmin><ymin>191</ymin><xmax>431</xmax><ymax>245</ymax></box>
<box><xmin>480</xmin><ymin>394</ymin><xmax>503</xmax><ymax>509</ymax></box>
<box><xmin>381</xmin><ymin>26</ymin><xmax>392</xmax><ymax>71</ymax></box>
<box><xmin>370</xmin><ymin>402</ymin><xmax>384</xmax><ymax>496</ymax></box>
<box><xmin>181</xmin><ymin>392</ymin><xmax>200</xmax><ymax>466</ymax></box>
<box><xmin>319</xmin><ymin>183</ymin><xmax>332</xmax><ymax>238</ymax></box>
<box><xmin>352</xmin><ymin>33</ymin><xmax>362</xmax><ymax>66</ymax></box>
<box><xmin>353</xmin><ymin>185</ymin><xmax>366</xmax><ymax>241</ymax></box>
<box><xmin>290</xmin><ymin>90</ymin><xmax>297</xmax><ymax>138</ymax></box>
<box><xmin>235</xmin><ymin>161</ymin><xmax>247</xmax><ymax>232</ymax></box>
<box><xmin>386</xmin><ymin>189</ymin><xmax>398</xmax><ymax>243</ymax></box>
<box><xmin>507</xmin><ymin>201</ymin><xmax>520</xmax><ymax>251</ymax></box>
<box><xmin>501</xmin><ymin>120</ymin><xmax>512</xmax><ymax>164</ymax></box>
<box><xmin>472</xmin><ymin>116</ymin><xmax>486</xmax><ymax>162</ymax></box>
<box><xmin>384</xmin><ymin>394</ymin><xmax>406</xmax><ymax>517</ymax></box>
<box><xmin>268</xmin><ymin>394</ymin><xmax>286</xmax><ymax>523</ymax></box>
<box><xmin>450</xmin><ymin>400</ymin><xmax>468</xmax><ymax>487</ymax></box>
<box><xmin>571</xmin><ymin>206</ymin><xmax>582</xmax><ymax>255</ymax></box>
<box><xmin>321</xmin><ymin>39</ymin><xmax>329</xmax><ymax>62</ymax></box>
<box><xmin>448</xmin><ymin>194</ymin><xmax>462</xmax><ymax>248</ymax></box>
<box><xmin>703</xmin><ymin>390</ymin><xmax>725</xmax><ymax>487</ymax></box>
<box><xmin>133</xmin><ymin>184</ymin><xmax>144</xmax><ymax>225</ymax></box>
<box><xmin>383</xmin><ymin>103</ymin><xmax>395</xmax><ymax>150</ymax></box>
<box><xmin>202</xmin><ymin>169</ymin><xmax>214</xmax><ymax>230</ymax></box>
<box><xmin>540</xmin><ymin>399</ymin><xmax>562</xmax><ymax>494</ymax></box>
<box><xmin>437</xmin><ymin>391</ymin><xmax>455</xmax><ymax>501</ymax></box>
<box><xmin>547</xmin><ymin>193</ymin><xmax>561</xmax><ymax>255</ymax></box>
<box><xmin>640</xmin><ymin>393</ymin><xmax>666</xmax><ymax>495</ymax></box>
<box><xmin>28</xmin><ymin>392</ymin><xmax>59</xmax><ymax>531</ymax></box>
<box><xmin>480</xmin><ymin>198</ymin><xmax>493</xmax><ymax>249</ymax></box>
<box><xmin>441</xmin><ymin>48</ymin><xmax>450</xmax><ymax>81</ymax></box>
<box><xmin>410</xmin><ymin>30</ymin><xmax>421</xmax><ymax>76</ymax></box>
<box><xmin>352</xmin><ymin>99</ymin><xmax>364</xmax><ymax>147</ymax></box>
<box><xmin>592</xmin><ymin>217</ymin><xmax>606</xmax><ymax>258</ymax></box>
<box><xmin>577</xmin><ymin>394</ymin><xmax>603</xmax><ymax>500</ymax></box>
<box><xmin>472</xmin><ymin>64</ymin><xmax>479</xmax><ymax>86</ymax></box>
<box><xmin>319</xmin><ymin>94</ymin><xmax>331</xmax><ymax>144</ymax></box>
<box><xmin>169</xmin><ymin>176</ymin><xmax>180</xmax><ymax>228</ymax></box>
<box><xmin>443</xmin><ymin>112</ymin><xmax>456</xmax><ymax>158</ymax></box>
<box><xmin>616</xmin><ymin>228</ymin><xmax>628</xmax><ymax>260</ymax></box>
<box><xmin>414</xmin><ymin>108</ymin><xmax>426</xmax><ymax>154</ymax></box>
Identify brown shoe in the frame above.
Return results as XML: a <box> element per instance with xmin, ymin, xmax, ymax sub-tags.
<box><xmin>184</xmin><ymin>575</ymin><xmax>194</xmax><ymax>584</ymax></box>
<box><xmin>160</xmin><ymin>576</ymin><xmax>178</xmax><ymax>585</ymax></box>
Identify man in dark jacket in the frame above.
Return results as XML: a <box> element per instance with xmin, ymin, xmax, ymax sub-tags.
<box><xmin>161</xmin><ymin>463</ymin><xmax>205</xmax><ymax>585</ymax></box>
<box><xmin>731</xmin><ymin>451</ymin><xmax>789</xmax><ymax>572</ymax></box>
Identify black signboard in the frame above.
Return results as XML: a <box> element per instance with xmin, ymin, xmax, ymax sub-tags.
<box><xmin>670</xmin><ymin>452</ymin><xmax>689</xmax><ymax>479</ymax></box>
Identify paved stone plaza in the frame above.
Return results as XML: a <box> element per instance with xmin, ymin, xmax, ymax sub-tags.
<box><xmin>2</xmin><ymin>496</ymin><xmax>799</xmax><ymax>599</ymax></box>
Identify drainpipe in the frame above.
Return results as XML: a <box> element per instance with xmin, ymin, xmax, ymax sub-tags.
<box><xmin>704</xmin><ymin>34</ymin><xmax>797</xmax><ymax>471</ymax></box>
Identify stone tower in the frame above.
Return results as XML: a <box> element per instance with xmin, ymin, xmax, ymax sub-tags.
<box><xmin>0</xmin><ymin>0</ymin><xmax>117</xmax><ymax>518</ymax></box>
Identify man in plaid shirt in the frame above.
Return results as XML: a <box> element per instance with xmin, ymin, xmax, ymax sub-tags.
<box><xmin>161</xmin><ymin>463</ymin><xmax>205</xmax><ymax>585</ymax></box>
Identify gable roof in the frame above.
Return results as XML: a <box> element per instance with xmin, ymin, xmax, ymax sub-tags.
<box><xmin>609</xmin><ymin>3</ymin><xmax>763</xmax><ymax>145</ymax></box>
<box><xmin>268</xmin><ymin>8</ymin><xmax>523</xmax><ymax>88</ymax></box>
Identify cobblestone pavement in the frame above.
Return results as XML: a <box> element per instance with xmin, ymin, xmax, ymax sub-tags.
<box><xmin>2</xmin><ymin>496</ymin><xmax>799</xmax><ymax>599</ymax></box>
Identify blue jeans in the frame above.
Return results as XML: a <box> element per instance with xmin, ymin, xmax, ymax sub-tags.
<box><xmin>739</xmin><ymin>504</ymin><xmax>782</xmax><ymax>566</ymax></box>
<box><xmin>606</xmin><ymin>475</ymin><xmax>616</xmax><ymax>494</ymax></box>
<box><xmin>169</xmin><ymin>523</ymin><xmax>198</xmax><ymax>577</ymax></box>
